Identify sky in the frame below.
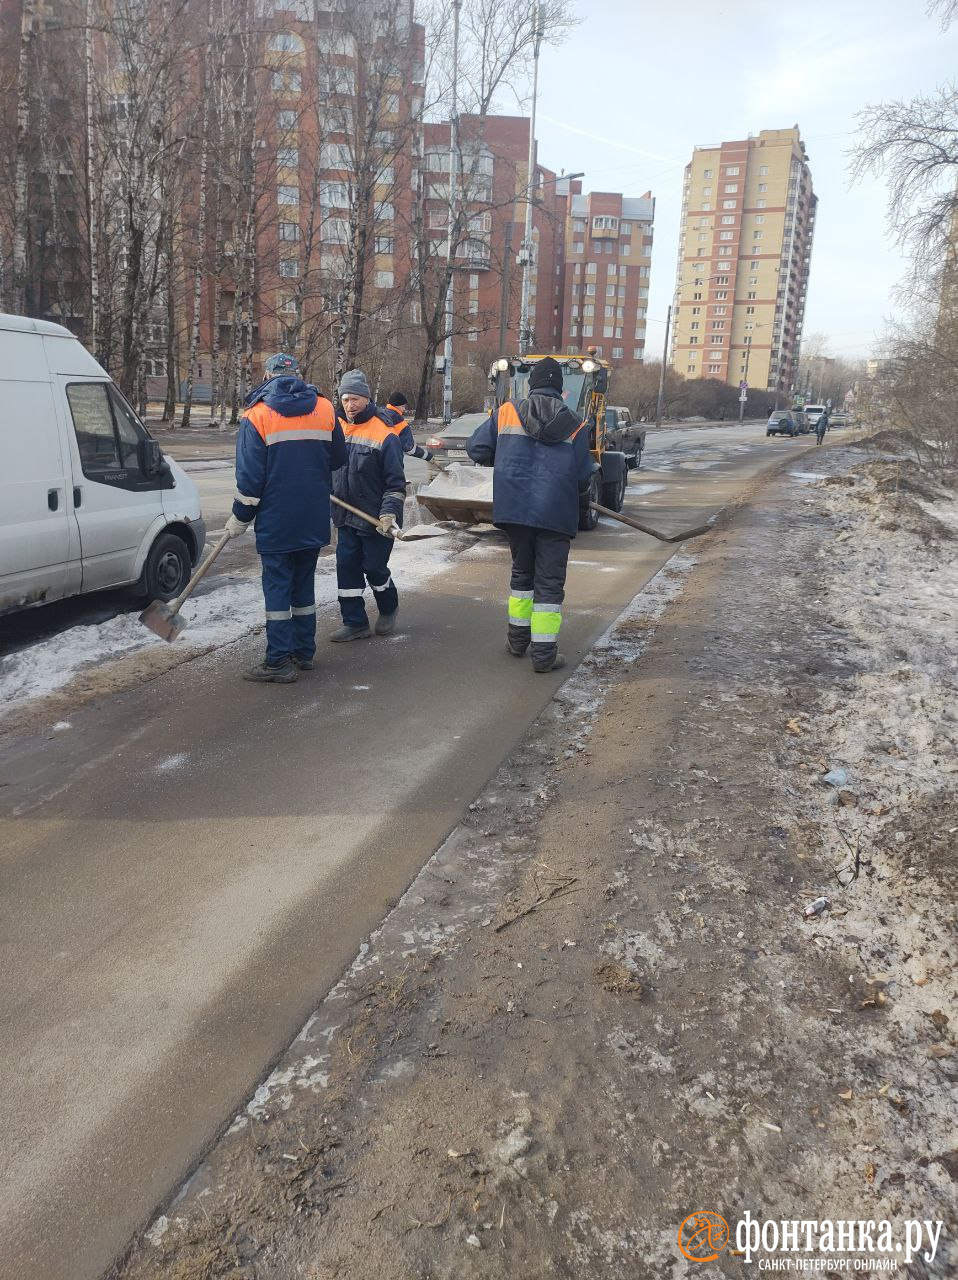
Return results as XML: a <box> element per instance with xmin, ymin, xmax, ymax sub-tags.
<box><xmin>527</xmin><ymin>0</ymin><xmax>957</xmax><ymax>361</ymax></box>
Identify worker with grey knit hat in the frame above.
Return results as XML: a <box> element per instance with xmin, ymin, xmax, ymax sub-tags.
<box><xmin>329</xmin><ymin>369</ymin><xmax>408</xmax><ymax>641</ymax></box>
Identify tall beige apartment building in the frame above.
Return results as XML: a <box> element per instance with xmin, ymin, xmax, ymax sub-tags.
<box><xmin>670</xmin><ymin>127</ymin><xmax>816</xmax><ymax>397</ymax></box>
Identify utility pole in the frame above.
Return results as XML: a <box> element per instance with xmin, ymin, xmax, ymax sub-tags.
<box><xmin>442</xmin><ymin>0</ymin><xmax>461</xmax><ymax>423</ymax></box>
<box><xmin>518</xmin><ymin>2</ymin><xmax>544</xmax><ymax>355</ymax></box>
<box><xmin>498</xmin><ymin>221</ymin><xmax>514</xmax><ymax>355</ymax></box>
<box><xmin>738</xmin><ymin>342</ymin><xmax>751</xmax><ymax>423</ymax></box>
<box><xmin>655</xmin><ymin>304</ymin><xmax>671</xmax><ymax>429</ymax></box>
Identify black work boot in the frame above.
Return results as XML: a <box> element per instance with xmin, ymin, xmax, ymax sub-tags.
<box><xmin>375</xmin><ymin>608</ymin><xmax>399</xmax><ymax>636</ymax></box>
<box><xmin>329</xmin><ymin>624</ymin><xmax>371</xmax><ymax>642</ymax></box>
<box><xmin>243</xmin><ymin>659</ymin><xmax>297</xmax><ymax>683</ymax></box>
<box><xmin>531</xmin><ymin>644</ymin><xmax>565</xmax><ymax>674</ymax></box>
<box><xmin>507</xmin><ymin>624</ymin><xmax>530</xmax><ymax>657</ymax></box>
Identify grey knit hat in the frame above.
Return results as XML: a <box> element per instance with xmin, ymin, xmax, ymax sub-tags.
<box><xmin>338</xmin><ymin>368</ymin><xmax>372</xmax><ymax>399</ymax></box>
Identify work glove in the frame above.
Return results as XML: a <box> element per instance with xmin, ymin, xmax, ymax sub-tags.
<box><xmin>377</xmin><ymin>513</ymin><xmax>399</xmax><ymax>539</ymax></box>
<box><xmin>225</xmin><ymin>514</ymin><xmax>252</xmax><ymax>539</ymax></box>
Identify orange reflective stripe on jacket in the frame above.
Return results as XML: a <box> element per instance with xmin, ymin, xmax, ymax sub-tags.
<box><xmin>246</xmin><ymin>397</ymin><xmax>336</xmax><ymax>445</ymax></box>
<box><xmin>496</xmin><ymin>401</ymin><xmax>525</xmax><ymax>436</ymax></box>
<box><xmin>338</xmin><ymin>413</ymin><xmax>395</xmax><ymax>449</ymax></box>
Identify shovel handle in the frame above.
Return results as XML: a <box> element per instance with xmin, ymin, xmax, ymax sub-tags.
<box><xmin>168</xmin><ymin>528</ymin><xmax>232</xmax><ymax>613</ymax></box>
<box><xmin>589</xmin><ymin>502</ymin><xmax>712</xmax><ymax>544</ymax></box>
<box><xmin>330</xmin><ymin>494</ymin><xmax>404</xmax><ymax>539</ymax></box>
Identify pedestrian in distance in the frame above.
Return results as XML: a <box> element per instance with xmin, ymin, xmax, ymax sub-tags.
<box><xmin>815</xmin><ymin>407</ymin><xmax>829</xmax><ymax>446</ymax></box>
<box><xmin>330</xmin><ymin>370</ymin><xmax>407</xmax><ymax>642</ymax></box>
<box><xmin>466</xmin><ymin>356</ymin><xmax>594</xmax><ymax>674</ymax></box>
<box><xmin>226</xmin><ymin>353</ymin><xmax>346</xmax><ymax>683</ymax></box>
<box><xmin>384</xmin><ymin>391</ymin><xmax>435</xmax><ymax>464</ymax></box>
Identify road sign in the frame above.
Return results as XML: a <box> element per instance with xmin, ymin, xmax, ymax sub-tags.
<box><xmin>739</xmin><ymin>380</ymin><xmax>748</xmax><ymax>390</ymax></box>
<box><xmin>739</xmin><ymin>391</ymin><xmax>747</xmax><ymax>402</ymax></box>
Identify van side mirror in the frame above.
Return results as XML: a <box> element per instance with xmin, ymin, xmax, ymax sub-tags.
<box><xmin>139</xmin><ymin>438</ymin><xmax>163</xmax><ymax>476</ymax></box>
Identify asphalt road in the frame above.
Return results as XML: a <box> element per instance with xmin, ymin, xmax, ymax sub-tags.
<box><xmin>0</xmin><ymin>423</ymin><xmax>821</xmax><ymax>1280</ymax></box>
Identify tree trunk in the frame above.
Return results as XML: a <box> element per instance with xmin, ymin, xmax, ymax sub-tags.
<box><xmin>180</xmin><ymin>5</ymin><xmax>214</xmax><ymax>430</ymax></box>
<box><xmin>85</xmin><ymin>0</ymin><xmax>100</xmax><ymax>354</ymax></box>
<box><xmin>12</xmin><ymin>0</ymin><xmax>35</xmax><ymax>313</ymax></box>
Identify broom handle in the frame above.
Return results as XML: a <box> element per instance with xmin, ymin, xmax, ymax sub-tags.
<box><xmin>330</xmin><ymin>494</ymin><xmax>405</xmax><ymax>539</ymax></box>
<box><xmin>589</xmin><ymin>502</ymin><xmax>712</xmax><ymax>544</ymax></box>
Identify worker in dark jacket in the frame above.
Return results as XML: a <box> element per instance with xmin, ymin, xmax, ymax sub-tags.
<box><xmin>227</xmin><ymin>353</ymin><xmax>346</xmax><ymax>683</ymax></box>
<box><xmin>385</xmin><ymin>391</ymin><xmax>434</xmax><ymax>463</ymax></box>
<box><xmin>330</xmin><ymin>369</ymin><xmax>407</xmax><ymax>642</ymax></box>
<box><xmin>466</xmin><ymin>357</ymin><xmax>594</xmax><ymax>673</ymax></box>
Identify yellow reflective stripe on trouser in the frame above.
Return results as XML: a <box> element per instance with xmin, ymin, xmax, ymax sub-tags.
<box><xmin>508</xmin><ymin>591</ymin><xmax>533</xmax><ymax>626</ymax></box>
<box><xmin>531</xmin><ymin>603</ymin><xmax>562</xmax><ymax>642</ymax></box>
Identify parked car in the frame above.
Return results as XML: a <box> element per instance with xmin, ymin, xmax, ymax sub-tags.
<box><xmin>829</xmin><ymin>410</ymin><xmax>850</xmax><ymax>428</ymax></box>
<box><xmin>766</xmin><ymin>409</ymin><xmax>807</xmax><ymax>437</ymax></box>
<box><xmin>803</xmin><ymin>403</ymin><xmax>827</xmax><ymax>428</ymax></box>
<box><xmin>603</xmin><ymin>405</ymin><xmax>646</xmax><ymax>468</ymax></box>
<box><xmin>0</xmin><ymin>313</ymin><xmax>205</xmax><ymax>617</ymax></box>
<box><xmin>424</xmin><ymin>411</ymin><xmax>489</xmax><ymax>461</ymax></box>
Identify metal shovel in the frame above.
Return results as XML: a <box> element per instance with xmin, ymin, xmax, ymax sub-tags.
<box><xmin>139</xmin><ymin>528</ymin><xmax>232</xmax><ymax>642</ymax></box>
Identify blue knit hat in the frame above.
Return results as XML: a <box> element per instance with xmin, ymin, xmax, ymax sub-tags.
<box><xmin>265</xmin><ymin>352</ymin><xmax>300</xmax><ymax>375</ymax></box>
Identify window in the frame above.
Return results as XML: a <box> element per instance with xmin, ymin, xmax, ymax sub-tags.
<box><xmin>323</xmin><ymin>67</ymin><xmax>356</xmax><ymax>96</ymax></box>
<box><xmin>759</xmin><ymin>165</ymin><xmax>768</xmax><ymax>176</ymax></box>
<box><xmin>725</xmin><ymin>166</ymin><xmax>740</xmax><ymax>176</ymax></box>
<box><xmin>711</xmin><ymin>320</ymin><xmax>725</xmax><ymax>330</ymax></box>
<box><xmin>745</xmin><ymin>305</ymin><xmax>756</xmax><ymax>315</ymax></box>
<box><xmin>716</xmin><ymin>275</ymin><xmax>729</xmax><ymax>285</ymax></box>
<box><xmin>375</xmin><ymin>201</ymin><xmax>394</xmax><ymax>221</ymax></box>
<box><xmin>279</xmin><ymin>258</ymin><xmax>298</xmax><ymax>277</ymax></box>
<box><xmin>756</xmin><ymin>199</ymin><xmax>766</xmax><ymax>208</ymax></box>
<box><xmin>582</xmin><ymin>325</ymin><xmax>592</xmax><ymax>337</ymax></box>
<box><xmin>634</xmin><ymin>348</ymin><xmax>643</xmax><ymax>360</ymax></box>
<box><xmin>721</xmin><ymin>215</ymin><xmax>735</xmax><ymax>225</ymax></box>
<box><xmin>755</xmin><ymin>214</ymin><xmax>765</xmax><ymax>224</ymax></box>
<box><xmin>612</xmin><ymin>347</ymin><xmax>623</xmax><ymax>359</ymax></box>
<box><xmin>592</xmin><ymin>215</ymin><xmax>619</xmax><ymax>231</ymax></box>
<box><xmin>322</xmin><ymin>218</ymin><xmax>350</xmax><ymax>244</ymax></box>
<box><xmin>748</xmin><ymin>276</ymin><xmax>758</xmax><ymax>285</ymax></box>
<box><xmin>269</xmin><ymin>31</ymin><xmax>305</xmax><ymax>52</ymax></box>
<box><xmin>572</xmin><ymin>240</ymin><xmax>584</xmax><ymax>255</ymax></box>
<box><xmin>698</xmin><ymin>233</ymin><xmax>708</xmax><ymax>242</ymax></box>
<box><xmin>586</xmin><ymin>283</ymin><xmax>596</xmax><ymax>296</ymax></box>
<box><xmin>586</xmin><ymin>262</ymin><xmax>597</xmax><ymax>276</ymax></box>
<box><xmin>753</xmin><ymin>230</ymin><xmax>763</xmax><ymax>240</ymax></box>
<box><xmin>385</xmin><ymin>93</ymin><xmax>400</xmax><ymax>115</ymax></box>
<box><xmin>277</xmin><ymin>109</ymin><xmax>297</xmax><ymax>130</ymax></box>
<box><xmin>279</xmin><ymin>221</ymin><xmax>299</xmax><ymax>241</ymax></box>
<box><xmin>715</xmin><ymin>290</ymin><xmax>728</xmax><ymax>300</ymax></box>
<box><xmin>468</xmin><ymin>212</ymin><xmax>491</xmax><ymax>234</ymax></box>
<box><xmin>719</xmin><ymin>231</ymin><xmax>733</xmax><ymax>240</ymax></box>
<box><xmin>277</xmin><ymin>147</ymin><xmax>298</xmax><ymax>169</ymax></box>
<box><xmin>374</xmin><ymin>270</ymin><xmax>394</xmax><ymax>288</ymax></box>
<box><xmin>750</xmin><ymin>260</ymin><xmax>759</xmax><ymax>269</ymax></box>
<box><xmin>689</xmin><ymin>336</ymin><xmax>698</xmax><ymax>344</ymax></box>
<box><xmin>321</xmin><ymin>142</ymin><xmax>352</xmax><ymax>169</ymax></box>
<box><xmin>747</xmin><ymin>290</ymin><xmax>757</xmax><ymax>299</ymax></box>
<box><xmin>271</xmin><ymin>70</ymin><xmax>301</xmax><ymax>94</ymax></box>
<box><xmin>708</xmin><ymin>364</ymin><xmax>720</xmax><ymax>374</ymax></box>
<box><xmin>758</xmin><ymin>183</ymin><xmax>767</xmax><ymax>193</ymax></box>
<box><xmin>724</xmin><ymin>183</ymin><xmax>738</xmax><ymax>194</ymax></box>
<box><xmin>428</xmin><ymin>209</ymin><xmax>448</xmax><ymax>230</ymax></box>
<box><xmin>690</xmin><ymin>321</ymin><xmax>700</xmax><ymax>330</ymax></box>
<box><xmin>469</xmin><ymin>273</ymin><xmax>480</xmax><ymax>290</ymax></box>
<box><xmin>620</xmin><ymin>222</ymin><xmax>632</xmax><ymax>235</ymax></box>
<box><xmin>691</xmin><ymin>306</ymin><xmax>701</xmax><ymax>315</ymax></box>
<box><xmin>703</xmin><ymin>184</ymin><xmax>712</xmax><ymax>194</ymax></box>
<box><xmin>468</xmin><ymin>298</ymin><xmax>479</xmax><ymax>314</ymax></box>
<box><xmin>606</xmin><ymin>283</ymin><xmax>616</xmax><ymax>297</ymax></box>
<box><xmin>467</xmin><ymin>328</ymin><xmax>478</xmax><ymax>341</ymax></box>
<box><xmin>718</xmin><ymin>261</ymin><xmax>731</xmax><ymax>270</ymax></box>
<box><xmin>321</xmin><ymin>181</ymin><xmax>350</xmax><ymax>208</ymax></box>
<box><xmin>621</xmin><ymin>244</ymin><xmax>631</xmax><ymax>256</ymax></box>
<box><xmin>377</xmin><ymin>165</ymin><xmax>394</xmax><ymax>185</ymax></box>
<box><xmin>278</xmin><ymin>185</ymin><xmax>299</xmax><ymax>205</ymax></box>
<box><xmin>693</xmin><ymin>291</ymin><xmax>702</xmax><ymax>300</ymax></box>
<box><xmin>703</xmin><ymin>168</ymin><xmax>712</xmax><ymax>178</ymax></box>
<box><xmin>375</xmin><ymin>236</ymin><xmax>394</xmax><ymax>255</ymax></box>
<box><xmin>573</xmin><ymin>219</ymin><xmax>586</xmax><ymax>233</ymax></box>
<box><xmin>67</xmin><ymin>382</ymin><xmax>144</xmax><ymax>474</ymax></box>
<box><xmin>713</xmin><ymin>306</ymin><xmax>726</xmax><ymax>315</ymax></box>
<box><xmin>583</xmin><ymin>304</ymin><xmax>594</xmax><ymax>317</ymax></box>
<box><xmin>569</xmin><ymin>324</ymin><xmax>578</xmax><ymax>338</ymax></box>
<box><xmin>605</xmin><ymin>304</ymin><xmax>615</xmax><ymax>317</ymax></box>
<box><xmin>603</xmin><ymin>326</ymin><xmax>613</xmax><ymax>338</ymax></box>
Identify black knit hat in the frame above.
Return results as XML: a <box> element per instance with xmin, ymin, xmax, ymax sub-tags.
<box><xmin>389</xmin><ymin>391</ymin><xmax>408</xmax><ymax>406</ymax></box>
<box><xmin>529</xmin><ymin>357</ymin><xmax>563</xmax><ymax>393</ymax></box>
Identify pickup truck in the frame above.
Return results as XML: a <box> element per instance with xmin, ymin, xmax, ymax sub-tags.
<box><xmin>604</xmin><ymin>406</ymin><xmax>646</xmax><ymax>468</ymax></box>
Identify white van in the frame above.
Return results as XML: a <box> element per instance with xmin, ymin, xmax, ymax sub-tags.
<box><xmin>0</xmin><ymin>313</ymin><xmax>205</xmax><ymax>616</ymax></box>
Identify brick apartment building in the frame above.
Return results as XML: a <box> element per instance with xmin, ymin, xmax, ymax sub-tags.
<box><xmin>559</xmin><ymin>191</ymin><xmax>655</xmax><ymax>364</ymax></box>
<box><xmin>670</xmin><ymin>126</ymin><xmax>816</xmax><ymax>396</ymax></box>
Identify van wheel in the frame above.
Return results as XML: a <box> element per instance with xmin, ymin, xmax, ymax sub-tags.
<box><xmin>136</xmin><ymin>532</ymin><xmax>191</xmax><ymax>602</ymax></box>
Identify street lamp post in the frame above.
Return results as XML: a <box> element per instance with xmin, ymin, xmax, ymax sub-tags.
<box><xmin>655</xmin><ymin>304</ymin><xmax>671</xmax><ymax>429</ymax></box>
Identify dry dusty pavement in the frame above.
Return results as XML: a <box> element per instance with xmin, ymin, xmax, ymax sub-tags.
<box><xmin>0</xmin><ymin>425</ymin><xmax>814</xmax><ymax>1280</ymax></box>
<box><xmin>106</xmin><ymin>440</ymin><xmax>958</xmax><ymax>1280</ymax></box>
